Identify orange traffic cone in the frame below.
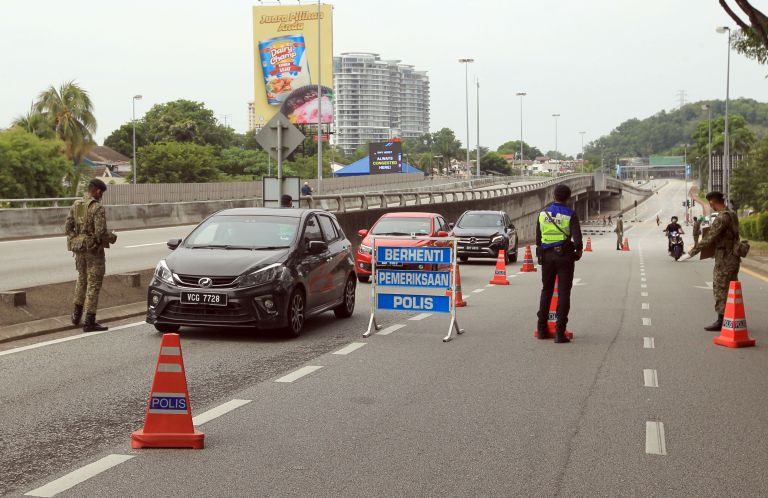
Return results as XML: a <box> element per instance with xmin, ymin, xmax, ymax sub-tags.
<box><xmin>520</xmin><ymin>245</ymin><xmax>537</xmax><ymax>272</ymax></box>
<box><xmin>585</xmin><ymin>237</ymin><xmax>593</xmax><ymax>252</ymax></box>
<box><xmin>446</xmin><ymin>264</ymin><xmax>467</xmax><ymax>307</ymax></box>
<box><xmin>534</xmin><ymin>277</ymin><xmax>574</xmax><ymax>339</ymax></box>
<box><xmin>131</xmin><ymin>333</ymin><xmax>204</xmax><ymax>449</ymax></box>
<box><xmin>489</xmin><ymin>250</ymin><xmax>510</xmax><ymax>285</ymax></box>
<box><xmin>622</xmin><ymin>238</ymin><xmax>630</xmax><ymax>251</ymax></box>
<box><xmin>714</xmin><ymin>281</ymin><xmax>755</xmax><ymax>348</ymax></box>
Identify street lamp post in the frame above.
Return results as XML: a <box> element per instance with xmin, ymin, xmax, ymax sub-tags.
<box><xmin>702</xmin><ymin>104</ymin><xmax>712</xmax><ymax>191</ymax></box>
<box><xmin>459</xmin><ymin>58</ymin><xmax>474</xmax><ymax>176</ymax></box>
<box><xmin>552</xmin><ymin>113</ymin><xmax>560</xmax><ymax>157</ymax></box>
<box><xmin>476</xmin><ymin>78</ymin><xmax>480</xmax><ymax>178</ymax></box>
<box><xmin>683</xmin><ymin>143</ymin><xmax>689</xmax><ymax>223</ymax></box>
<box><xmin>317</xmin><ymin>0</ymin><xmax>323</xmax><ymax>194</ymax></box>
<box><xmin>516</xmin><ymin>92</ymin><xmax>526</xmax><ymax>175</ymax></box>
<box><xmin>578</xmin><ymin>131</ymin><xmax>586</xmax><ymax>174</ymax></box>
<box><xmin>717</xmin><ymin>26</ymin><xmax>732</xmax><ymax>201</ymax></box>
<box><xmin>132</xmin><ymin>95</ymin><xmax>142</xmax><ymax>185</ymax></box>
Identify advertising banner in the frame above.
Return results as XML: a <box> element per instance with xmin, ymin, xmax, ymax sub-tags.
<box><xmin>252</xmin><ymin>4</ymin><xmax>334</xmax><ymax>126</ymax></box>
<box><xmin>369</xmin><ymin>141</ymin><xmax>403</xmax><ymax>174</ymax></box>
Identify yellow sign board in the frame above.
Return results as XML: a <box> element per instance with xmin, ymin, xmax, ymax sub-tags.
<box><xmin>252</xmin><ymin>4</ymin><xmax>334</xmax><ymax>126</ymax></box>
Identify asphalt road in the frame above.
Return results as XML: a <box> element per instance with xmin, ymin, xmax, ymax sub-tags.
<box><xmin>3</xmin><ymin>180</ymin><xmax>768</xmax><ymax>497</ymax></box>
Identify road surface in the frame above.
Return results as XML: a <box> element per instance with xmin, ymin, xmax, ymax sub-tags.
<box><xmin>3</xmin><ymin>180</ymin><xmax>768</xmax><ymax>497</ymax></box>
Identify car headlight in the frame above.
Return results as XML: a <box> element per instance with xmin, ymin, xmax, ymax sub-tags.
<box><xmin>154</xmin><ymin>260</ymin><xmax>174</xmax><ymax>285</ymax></box>
<box><xmin>238</xmin><ymin>263</ymin><xmax>287</xmax><ymax>288</ymax></box>
<box><xmin>358</xmin><ymin>244</ymin><xmax>372</xmax><ymax>255</ymax></box>
<box><xmin>491</xmin><ymin>235</ymin><xmax>505</xmax><ymax>244</ymax></box>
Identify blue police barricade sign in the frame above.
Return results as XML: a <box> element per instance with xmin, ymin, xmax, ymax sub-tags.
<box><xmin>364</xmin><ymin>236</ymin><xmax>464</xmax><ymax>342</ymax></box>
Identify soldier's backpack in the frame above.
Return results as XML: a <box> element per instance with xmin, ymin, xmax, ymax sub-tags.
<box><xmin>66</xmin><ymin>199</ymin><xmax>90</xmax><ymax>253</ymax></box>
<box><xmin>726</xmin><ymin>211</ymin><xmax>750</xmax><ymax>258</ymax></box>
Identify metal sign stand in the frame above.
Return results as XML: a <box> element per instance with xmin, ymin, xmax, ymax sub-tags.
<box><xmin>363</xmin><ymin>235</ymin><xmax>465</xmax><ymax>343</ymax></box>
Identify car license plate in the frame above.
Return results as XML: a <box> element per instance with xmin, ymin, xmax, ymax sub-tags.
<box><xmin>181</xmin><ymin>291</ymin><xmax>227</xmax><ymax>306</ymax></box>
<box><xmin>467</xmin><ymin>245</ymin><xmax>481</xmax><ymax>251</ymax></box>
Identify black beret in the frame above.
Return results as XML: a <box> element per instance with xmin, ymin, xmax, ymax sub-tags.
<box><xmin>89</xmin><ymin>178</ymin><xmax>107</xmax><ymax>191</ymax></box>
<box><xmin>705</xmin><ymin>191</ymin><xmax>725</xmax><ymax>202</ymax></box>
<box><xmin>554</xmin><ymin>184</ymin><xmax>571</xmax><ymax>200</ymax></box>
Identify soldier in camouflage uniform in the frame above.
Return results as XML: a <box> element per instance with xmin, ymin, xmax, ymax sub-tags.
<box><xmin>65</xmin><ymin>179</ymin><xmax>117</xmax><ymax>332</ymax></box>
<box><xmin>688</xmin><ymin>192</ymin><xmax>740</xmax><ymax>331</ymax></box>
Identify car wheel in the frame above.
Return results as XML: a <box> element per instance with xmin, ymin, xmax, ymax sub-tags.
<box><xmin>154</xmin><ymin>324</ymin><xmax>180</xmax><ymax>333</ymax></box>
<box><xmin>504</xmin><ymin>248</ymin><xmax>512</xmax><ymax>265</ymax></box>
<box><xmin>284</xmin><ymin>288</ymin><xmax>306</xmax><ymax>338</ymax></box>
<box><xmin>334</xmin><ymin>275</ymin><xmax>356</xmax><ymax>318</ymax></box>
<box><xmin>357</xmin><ymin>274</ymin><xmax>370</xmax><ymax>283</ymax></box>
<box><xmin>509</xmin><ymin>245</ymin><xmax>518</xmax><ymax>263</ymax></box>
<box><xmin>459</xmin><ymin>256</ymin><xmax>469</xmax><ymax>263</ymax></box>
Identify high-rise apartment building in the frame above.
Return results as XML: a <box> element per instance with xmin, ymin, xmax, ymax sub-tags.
<box><xmin>247</xmin><ymin>102</ymin><xmax>257</xmax><ymax>131</ymax></box>
<box><xmin>333</xmin><ymin>53</ymin><xmax>430</xmax><ymax>154</ymax></box>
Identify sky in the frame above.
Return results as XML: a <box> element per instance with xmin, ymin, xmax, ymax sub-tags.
<box><xmin>1</xmin><ymin>0</ymin><xmax>766</xmax><ymax>156</ymax></box>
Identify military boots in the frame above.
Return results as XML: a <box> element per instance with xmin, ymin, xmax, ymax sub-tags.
<box><xmin>83</xmin><ymin>313</ymin><xmax>108</xmax><ymax>332</ymax></box>
<box><xmin>704</xmin><ymin>314</ymin><xmax>724</xmax><ymax>331</ymax></box>
<box><xmin>554</xmin><ymin>325</ymin><xmax>571</xmax><ymax>344</ymax></box>
<box><xmin>71</xmin><ymin>304</ymin><xmax>84</xmax><ymax>326</ymax></box>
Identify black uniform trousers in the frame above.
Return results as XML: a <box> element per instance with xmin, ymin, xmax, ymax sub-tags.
<box><xmin>537</xmin><ymin>247</ymin><xmax>576</xmax><ymax>332</ymax></box>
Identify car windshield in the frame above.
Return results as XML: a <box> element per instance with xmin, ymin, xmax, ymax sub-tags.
<box><xmin>370</xmin><ymin>217</ymin><xmax>433</xmax><ymax>236</ymax></box>
<box><xmin>184</xmin><ymin>215</ymin><xmax>299</xmax><ymax>249</ymax></box>
<box><xmin>457</xmin><ymin>213</ymin><xmax>504</xmax><ymax>228</ymax></box>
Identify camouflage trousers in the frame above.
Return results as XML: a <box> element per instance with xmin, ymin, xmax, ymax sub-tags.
<box><xmin>616</xmin><ymin>233</ymin><xmax>624</xmax><ymax>249</ymax></box>
<box><xmin>74</xmin><ymin>250</ymin><xmax>106</xmax><ymax>314</ymax></box>
<box><xmin>712</xmin><ymin>254</ymin><xmax>740</xmax><ymax>315</ymax></box>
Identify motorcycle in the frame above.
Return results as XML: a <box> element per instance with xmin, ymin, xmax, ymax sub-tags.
<box><xmin>668</xmin><ymin>231</ymin><xmax>684</xmax><ymax>261</ymax></box>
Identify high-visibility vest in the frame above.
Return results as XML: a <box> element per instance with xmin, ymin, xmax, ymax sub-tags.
<box><xmin>538</xmin><ymin>203</ymin><xmax>573</xmax><ymax>248</ymax></box>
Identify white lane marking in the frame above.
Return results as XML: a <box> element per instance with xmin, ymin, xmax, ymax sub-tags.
<box><xmin>641</xmin><ymin>292</ymin><xmax>649</xmax><ymax>297</ymax></box>
<box><xmin>463</xmin><ymin>294</ymin><xmax>472</xmax><ymax>300</ymax></box>
<box><xmin>645</xmin><ymin>421</ymin><xmax>667</xmax><ymax>455</ymax></box>
<box><xmin>642</xmin><ymin>303</ymin><xmax>650</xmax><ymax>310</ymax></box>
<box><xmin>124</xmin><ymin>242</ymin><xmax>167</xmax><ymax>248</ymax></box>
<box><xmin>25</xmin><ymin>454</ymin><xmax>135</xmax><ymax>497</ymax></box>
<box><xmin>643</xmin><ymin>369</ymin><xmax>659</xmax><ymax>387</ymax></box>
<box><xmin>485</xmin><ymin>283</ymin><xmax>494</xmax><ymax>287</ymax></box>
<box><xmin>408</xmin><ymin>313</ymin><xmax>432</xmax><ymax>321</ymax></box>
<box><xmin>0</xmin><ymin>322</ymin><xmax>144</xmax><ymax>357</ymax></box>
<box><xmin>192</xmin><ymin>399</ymin><xmax>251</xmax><ymax>426</ymax></box>
<box><xmin>332</xmin><ymin>342</ymin><xmax>367</xmax><ymax>355</ymax></box>
<box><xmin>642</xmin><ymin>317</ymin><xmax>652</xmax><ymax>326</ymax></box>
<box><xmin>472</xmin><ymin>288</ymin><xmax>485</xmax><ymax>293</ymax></box>
<box><xmin>695</xmin><ymin>281</ymin><xmax>714</xmax><ymax>290</ymax></box>
<box><xmin>275</xmin><ymin>365</ymin><xmax>323</xmax><ymax>383</ymax></box>
<box><xmin>378</xmin><ymin>324</ymin><xmax>406</xmax><ymax>336</ymax></box>
<box><xmin>573</xmin><ymin>278</ymin><xmax>586</xmax><ymax>286</ymax></box>
<box><xmin>641</xmin><ymin>284</ymin><xmax>647</xmax><ymax>288</ymax></box>
<box><xmin>644</xmin><ymin>337</ymin><xmax>655</xmax><ymax>349</ymax></box>
<box><xmin>641</xmin><ymin>277</ymin><xmax>647</xmax><ymax>282</ymax></box>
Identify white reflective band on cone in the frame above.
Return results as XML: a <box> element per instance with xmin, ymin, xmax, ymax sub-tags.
<box><xmin>157</xmin><ymin>363</ymin><xmax>182</xmax><ymax>372</ymax></box>
<box><xmin>160</xmin><ymin>346</ymin><xmax>181</xmax><ymax>356</ymax></box>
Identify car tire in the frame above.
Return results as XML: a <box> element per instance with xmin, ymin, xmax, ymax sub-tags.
<box><xmin>509</xmin><ymin>245</ymin><xmax>518</xmax><ymax>263</ymax></box>
<box><xmin>459</xmin><ymin>256</ymin><xmax>469</xmax><ymax>263</ymax></box>
<box><xmin>504</xmin><ymin>248</ymin><xmax>512</xmax><ymax>265</ymax></box>
<box><xmin>284</xmin><ymin>288</ymin><xmax>306</xmax><ymax>338</ymax></box>
<box><xmin>334</xmin><ymin>275</ymin><xmax>356</xmax><ymax>318</ymax></box>
<box><xmin>357</xmin><ymin>275</ymin><xmax>370</xmax><ymax>283</ymax></box>
<box><xmin>154</xmin><ymin>324</ymin><xmax>180</xmax><ymax>333</ymax></box>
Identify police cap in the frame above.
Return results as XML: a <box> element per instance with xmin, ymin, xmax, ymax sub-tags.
<box><xmin>88</xmin><ymin>178</ymin><xmax>108</xmax><ymax>192</ymax></box>
<box><xmin>554</xmin><ymin>184</ymin><xmax>571</xmax><ymax>201</ymax></box>
<box><xmin>705</xmin><ymin>191</ymin><xmax>725</xmax><ymax>202</ymax></box>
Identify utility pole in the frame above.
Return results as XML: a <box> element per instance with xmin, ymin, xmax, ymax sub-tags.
<box><xmin>316</xmin><ymin>0</ymin><xmax>323</xmax><ymax>194</ymax></box>
<box><xmin>516</xmin><ymin>92</ymin><xmax>526</xmax><ymax>175</ymax></box>
<box><xmin>476</xmin><ymin>78</ymin><xmax>480</xmax><ymax>178</ymax></box>
<box><xmin>459</xmin><ymin>59</ymin><xmax>475</xmax><ymax>177</ymax></box>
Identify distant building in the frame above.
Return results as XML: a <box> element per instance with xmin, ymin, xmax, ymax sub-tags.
<box><xmin>333</xmin><ymin>52</ymin><xmax>430</xmax><ymax>155</ymax></box>
<box><xmin>247</xmin><ymin>101</ymin><xmax>257</xmax><ymax>131</ymax></box>
<box><xmin>84</xmin><ymin>146</ymin><xmax>131</xmax><ymax>181</ymax></box>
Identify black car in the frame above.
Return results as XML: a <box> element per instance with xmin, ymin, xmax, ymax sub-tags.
<box><xmin>451</xmin><ymin>210</ymin><xmax>519</xmax><ymax>263</ymax></box>
<box><xmin>146</xmin><ymin>208</ymin><xmax>356</xmax><ymax>337</ymax></box>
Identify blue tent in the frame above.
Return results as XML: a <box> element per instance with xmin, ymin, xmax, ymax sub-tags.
<box><xmin>334</xmin><ymin>157</ymin><xmax>423</xmax><ymax>176</ymax></box>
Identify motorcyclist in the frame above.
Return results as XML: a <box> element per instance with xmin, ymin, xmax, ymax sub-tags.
<box><xmin>663</xmin><ymin>216</ymin><xmax>684</xmax><ymax>253</ymax></box>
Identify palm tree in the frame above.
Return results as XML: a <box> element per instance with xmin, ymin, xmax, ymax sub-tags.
<box><xmin>34</xmin><ymin>81</ymin><xmax>97</xmax><ymax>194</ymax></box>
<box><xmin>12</xmin><ymin>104</ymin><xmax>56</xmax><ymax>140</ymax></box>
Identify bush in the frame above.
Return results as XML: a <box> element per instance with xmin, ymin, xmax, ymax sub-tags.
<box><xmin>740</xmin><ymin>213</ymin><xmax>768</xmax><ymax>241</ymax></box>
<box><xmin>741</xmin><ymin>216</ymin><xmax>756</xmax><ymax>239</ymax></box>
<box><xmin>758</xmin><ymin>212</ymin><xmax>768</xmax><ymax>241</ymax></box>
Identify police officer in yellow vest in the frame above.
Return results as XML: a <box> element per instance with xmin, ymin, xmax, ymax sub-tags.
<box><xmin>535</xmin><ymin>184</ymin><xmax>583</xmax><ymax>343</ymax></box>
<box><xmin>65</xmin><ymin>179</ymin><xmax>117</xmax><ymax>332</ymax></box>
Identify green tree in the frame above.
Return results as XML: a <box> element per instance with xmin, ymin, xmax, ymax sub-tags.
<box><xmin>431</xmin><ymin>128</ymin><xmax>463</xmax><ymax>160</ymax></box>
<box><xmin>136</xmin><ymin>142</ymin><xmax>221</xmax><ymax>183</ymax></box>
<box><xmin>12</xmin><ymin>106</ymin><xmax>55</xmax><ymax>140</ymax></box>
<box><xmin>480</xmin><ymin>152</ymin><xmax>511</xmax><ymax>175</ymax></box>
<box><xmin>544</xmin><ymin>150</ymin><xmax>573</xmax><ymax>161</ymax></box>
<box><xmin>33</xmin><ymin>81</ymin><xmax>98</xmax><ymax>194</ymax></box>
<box><xmin>689</xmin><ymin>115</ymin><xmax>756</xmax><ymax>190</ymax></box>
<box><xmin>0</xmin><ymin>127</ymin><xmax>69</xmax><ymax>198</ymax></box>
<box><xmin>731</xmin><ymin>136</ymin><xmax>768</xmax><ymax>210</ymax></box>
<box><xmin>142</xmin><ymin>100</ymin><xmax>234</xmax><ymax>147</ymax></box>
<box><xmin>497</xmin><ymin>140</ymin><xmax>542</xmax><ymax>160</ymax></box>
<box><xmin>104</xmin><ymin>123</ymin><xmax>146</xmax><ymax>158</ymax></box>
<box><xmin>218</xmin><ymin>147</ymin><xmax>269</xmax><ymax>177</ymax></box>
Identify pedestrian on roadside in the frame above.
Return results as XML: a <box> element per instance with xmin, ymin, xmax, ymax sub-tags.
<box><xmin>535</xmin><ymin>184</ymin><xmax>583</xmax><ymax>344</ymax></box>
<box><xmin>301</xmin><ymin>182</ymin><xmax>313</xmax><ymax>196</ymax></box>
<box><xmin>280</xmin><ymin>194</ymin><xmax>293</xmax><ymax>208</ymax></box>
<box><xmin>656</xmin><ymin>215</ymin><xmax>661</xmax><ymax>226</ymax></box>
<box><xmin>607</xmin><ymin>214</ymin><xmax>613</xmax><ymax>227</ymax></box>
<box><xmin>692</xmin><ymin>215</ymin><xmax>702</xmax><ymax>246</ymax></box>
<box><xmin>688</xmin><ymin>192</ymin><xmax>742</xmax><ymax>331</ymax></box>
<box><xmin>614</xmin><ymin>214</ymin><xmax>624</xmax><ymax>250</ymax></box>
<box><xmin>65</xmin><ymin>179</ymin><xmax>117</xmax><ymax>332</ymax></box>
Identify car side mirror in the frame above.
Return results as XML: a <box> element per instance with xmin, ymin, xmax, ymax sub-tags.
<box><xmin>437</xmin><ymin>231</ymin><xmax>449</xmax><ymax>238</ymax></box>
<box><xmin>308</xmin><ymin>240</ymin><xmax>328</xmax><ymax>254</ymax></box>
<box><xmin>358</xmin><ymin>229</ymin><xmax>369</xmax><ymax>238</ymax></box>
<box><xmin>448</xmin><ymin>223</ymin><xmax>455</xmax><ymax>229</ymax></box>
<box><xmin>167</xmin><ymin>238</ymin><xmax>182</xmax><ymax>250</ymax></box>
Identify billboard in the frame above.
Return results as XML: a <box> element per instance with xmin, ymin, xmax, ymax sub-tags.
<box><xmin>252</xmin><ymin>4</ymin><xmax>334</xmax><ymax>126</ymax></box>
<box><xmin>369</xmin><ymin>142</ymin><xmax>403</xmax><ymax>174</ymax></box>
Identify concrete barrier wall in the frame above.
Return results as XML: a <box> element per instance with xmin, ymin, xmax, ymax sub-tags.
<box><xmin>0</xmin><ymin>175</ymin><xmax>651</xmax><ymax>242</ymax></box>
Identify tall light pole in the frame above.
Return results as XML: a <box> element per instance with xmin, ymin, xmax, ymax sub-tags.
<box><xmin>702</xmin><ymin>104</ymin><xmax>712</xmax><ymax>191</ymax></box>
<box><xmin>683</xmin><ymin>143</ymin><xmax>689</xmax><ymax>223</ymax></box>
<box><xmin>132</xmin><ymin>95</ymin><xmax>142</xmax><ymax>185</ymax></box>
<box><xmin>316</xmin><ymin>0</ymin><xmax>323</xmax><ymax>194</ymax></box>
<box><xmin>552</xmin><ymin>113</ymin><xmax>560</xmax><ymax>158</ymax></box>
<box><xmin>516</xmin><ymin>92</ymin><xmax>526</xmax><ymax>175</ymax></box>
<box><xmin>476</xmin><ymin>78</ymin><xmax>480</xmax><ymax>178</ymax></box>
<box><xmin>459</xmin><ymin>58</ymin><xmax>474</xmax><ymax>176</ymax></box>
<box><xmin>578</xmin><ymin>131</ymin><xmax>586</xmax><ymax>173</ymax></box>
<box><xmin>717</xmin><ymin>26</ymin><xmax>732</xmax><ymax>201</ymax></box>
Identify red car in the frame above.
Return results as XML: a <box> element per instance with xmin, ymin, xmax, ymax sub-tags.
<box><xmin>355</xmin><ymin>212</ymin><xmax>451</xmax><ymax>283</ymax></box>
